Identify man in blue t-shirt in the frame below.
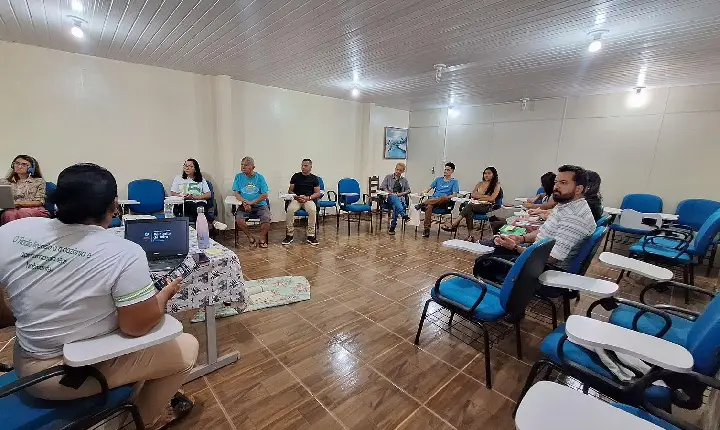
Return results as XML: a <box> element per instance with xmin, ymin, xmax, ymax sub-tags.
<box><xmin>232</xmin><ymin>156</ymin><xmax>271</xmax><ymax>247</ymax></box>
<box><xmin>418</xmin><ymin>162</ymin><xmax>459</xmax><ymax>237</ymax></box>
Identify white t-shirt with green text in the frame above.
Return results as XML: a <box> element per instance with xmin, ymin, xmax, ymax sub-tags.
<box><xmin>170</xmin><ymin>175</ymin><xmax>210</xmax><ymax>197</ymax></box>
<box><xmin>0</xmin><ymin>218</ymin><xmax>156</xmax><ymax>358</ymax></box>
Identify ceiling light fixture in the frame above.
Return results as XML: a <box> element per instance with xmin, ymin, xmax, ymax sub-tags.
<box><xmin>71</xmin><ymin>0</ymin><xmax>84</xmax><ymax>13</ymax></box>
<box><xmin>636</xmin><ymin>66</ymin><xmax>647</xmax><ymax>87</ymax></box>
<box><xmin>353</xmin><ymin>71</ymin><xmax>360</xmax><ymax>83</ymax></box>
<box><xmin>520</xmin><ymin>98</ymin><xmax>530</xmax><ymax>111</ymax></box>
<box><xmin>434</xmin><ymin>64</ymin><xmax>447</xmax><ymax>83</ymax></box>
<box><xmin>627</xmin><ymin>86</ymin><xmax>648</xmax><ymax>108</ymax></box>
<box><xmin>67</xmin><ymin>15</ymin><xmax>87</xmax><ymax>39</ymax></box>
<box><xmin>587</xmin><ymin>29</ymin><xmax>608</xmax><ymax>53</ymax></box>
<box><xmin>351</xmin><ymin>88</ymin><xmax>360</xmax><ymax>98</ymax></box>
<box><xmin>448</xmin><ymin>106</ymin><xmax>460</xmax><ymax>117</ymax></box>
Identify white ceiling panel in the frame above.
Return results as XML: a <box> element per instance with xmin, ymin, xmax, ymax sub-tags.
<box><xmin>3</xmin><ymin>0</ymin><xmax>720</xmax><ymax>110</ymax></box>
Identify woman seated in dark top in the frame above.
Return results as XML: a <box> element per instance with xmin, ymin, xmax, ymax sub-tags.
<box><xmin>442</xmin><ymin>166</ymin><xmax>502</xmax><ymax>242</ymax></box>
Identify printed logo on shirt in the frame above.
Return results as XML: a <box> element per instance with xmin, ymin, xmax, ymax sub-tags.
<box><xmin>242</xmin><ymin>183</ymin><xmax>259</xmax><ymax>195</ymax></box>
<box><xmin>180</xmin><ymin>183</ymin><xmax>203</xmax><ymax>196</ymax></box>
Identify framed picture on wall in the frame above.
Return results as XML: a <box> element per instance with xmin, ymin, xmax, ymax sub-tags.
<box><xmin>384</xmin><ymin>127</ymin><xmax>408</xmax><ymax>159</ymax></box>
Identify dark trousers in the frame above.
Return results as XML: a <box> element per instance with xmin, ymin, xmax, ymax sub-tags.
<box><xmin>175</xmin><ymin>200</ymin><xmax>208</xmax><ymax>221</ymax></box>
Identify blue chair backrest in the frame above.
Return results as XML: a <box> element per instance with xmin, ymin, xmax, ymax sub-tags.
<box><xmin>338</xmin><ymin>178</ymin><xmax>360</xmax><ymax>206</ymax></box>
<box><xmin>676</xmin><ymin>199</ymin><xmax>720</xmax><ymax>232</ymax></box>
<box><xmin>499</xmin><ymin>238</ymin><xmax>555</xmax><ymax>315</ymax></box>
<box><xmin>686</xmin><ymin>294</ymin><xmax>720</xmax><ymax>375</ymax></box>
<box><xmin>567</xmin><ymin>225</ymin><xmax>608</xmax><ymax>275</ymax></box>
<box><xmin>691</xmin><ymin>209</ymin><xmax>720</xmax><ymax>254</ymax></box>
<box><xmin>318</xmin><ymin>176</ymin><xmax>325</xmax><ymax>191</ymax></box>
<box><xmin>494</xmin><ymin>188</ymin><xmax>504</xmax><ymax>209</ymax></box>
<box><xmin>620</xmin><ymin>193</ymin><xmax>663</xmax><ymax>213</ymax></box>
<box><xmin>206</xmin><ymin>180</ymin><xmax>216</xmax><ymax>218</ymax></box>
<box><xmin>44</xmin><ymin>181</ymin><xmax>57</xmax><ymax>216</ymax></box>
<box><xmin>128</xmin><ymin>179</ymin><xmax>165</xmax><ymax>214</ymax></box>
<box><xmin>596</xmin><ymin>215</ymin><xmax>610</xmax><ymax>227</ymax></box>
<box><xmin>533</xmin><ymin>187</ymin><xmax>545</xmax><ymax>204</ymax></box>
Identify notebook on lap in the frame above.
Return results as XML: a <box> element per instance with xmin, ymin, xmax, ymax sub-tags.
<box><xmin>124</xmin><ymin>218</ymin><xmax>190</xmax><ymax>272</ymax></box>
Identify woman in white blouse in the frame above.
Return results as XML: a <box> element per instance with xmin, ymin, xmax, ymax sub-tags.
<box><xmin>170</xmin><ymin>159</ymin><xmax>212</xmax><ymax>221</ymax></box>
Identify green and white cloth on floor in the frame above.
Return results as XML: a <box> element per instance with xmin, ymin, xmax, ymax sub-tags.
<box><xmin>190</xmin><ymin>276</ymin><xmax>310</xmax><ymax>322</ymax></box>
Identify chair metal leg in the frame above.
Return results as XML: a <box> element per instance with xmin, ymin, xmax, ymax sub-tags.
<box><xmin>707</xmin><ymin>243</ymin><xmax>718</xmax><ymax>277</ymax></box>
<box><xmin>609</xmin><ymin>229</ymin><xmax>616</xmax><ymax>251</ymax></box>
<box><xmin>602</xmin><ymin>229</ymin><xmax>610</xmax><ymax>252</ymax></box>
<box><xmin>513</xmin><ymin>359</ymin><xmax>549</xmax><ymax>418</ymax></box>
<box><xmin>515</xmin><ymin>322</ymin><xmax>523</xmax><ymax>360</ymax></box>
<box><xmin>414</xmin><ymin>299</ymin><xmax>432</xmax><ymax>345</ymax></box>
<box><xmin>482</xmin><ymin>325</ymin><xmax>492</xmax><ymax>389</ymax></box>
<box><xmin>615</xmin><ymin>269</ymin><xmax>625</xmax><ymax>285</ymax></box>
<box><xmin>479</xmin><ymin>220</ymin><xmax>486</xmax><ymax>240</ymax></box>
<box><xmin>370</xmin><ymin>210</ymin><xmax>373</xmax><ymax>233</ymax></box>
<box><xmin>448</xmin><ymin>310</ymin><xmax>455</xmax><ymax>326</ymax></box>
<box><xmin>336</xmin><ymin>209</ymin><xmax>340</xmax><ymax>232</ymax></box>
<box><xmin>562</xmin><ymin>296</ymin><xmax>571</xmax><ymax>321</ymax></box>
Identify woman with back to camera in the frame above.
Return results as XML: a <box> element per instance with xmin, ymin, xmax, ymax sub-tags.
<box><xmin>170</xmin><ymin>158</ymin><xmax>212</xmax><ymax>221</ymax></box>
<box><xmin>442</xmin><ymin>166</ymin><xmax>502</xmax><ymax>242</ymax></box>
<box><xmin>0</xmin><ymin>154</ymin><xmax>49</xmax><ymax>224</ymax></box>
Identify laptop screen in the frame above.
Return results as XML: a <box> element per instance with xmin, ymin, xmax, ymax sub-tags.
<box><xmin>124</xmin><ymin>218</ymin><xmax>189</xmax><ymax>258</ymax></box>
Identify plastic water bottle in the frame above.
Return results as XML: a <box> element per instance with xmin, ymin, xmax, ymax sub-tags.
<box><xmin>196</xmin><ymin>206</ymin><xmax>210</xmax><ymax>249</ymax></box>
<box><xmin>164</xmin><ymin>202</ymin><xmax>174</xmax><ymax>218</ymax></box>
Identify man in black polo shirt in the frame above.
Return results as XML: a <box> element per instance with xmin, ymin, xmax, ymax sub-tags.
<box><xmin>283</xmin><ymin>159</ymin><xmax>322</xmax><ymax>246</ymax></box>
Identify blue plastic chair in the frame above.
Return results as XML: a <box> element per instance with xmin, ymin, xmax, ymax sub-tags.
<box><xmin>44</xmin><ymin>182</ymin><xmax>57</xmax><ymax>217</ymax></box>
<box><xmin>676</xmin><ymin>199</ymin><xmax>720</xmax><ymax>276</ymax></box>
<box><xmin>232</xmin><ymin>198</ymin><xmax>271</xmax><ymax>247</ymax></box>
<box><xmin>336</xmin><ymin>178</ymin><xmax>372</xmax><ymax>235</ymax></box>
<box><xmin>128</xmin><ymin>179</ymin><xmax>165</xmax><ymax>215</ymax></box>
<box><xmin>596</xmin><ymin>214</ymin><xmax>611</xmax><ymax>227</ymax></box>
<box><xmin>516</xmin><ymin>281</ymin><xmax>720</xmax><ymax>419</ymax></box>
<box><xmin>604</xmin><ymin>194</ymin><xmax>663</xmax><ymax>251</ymax></box>
<box><xmin>533</xmin><ymin>186</ymin><xmax>546</xmax><ymax>204</ymax></box>
<box><xmin>0</xmin><ymin>366</ymin><xmax>143</xmax><ymax>429</ymax></box>
<box><xmin>629</xmin><ymin>209</ymin><xmax>720</xmax><ymax>290</ymax></box>
<box><xmin>532</xmin><ymin>225</ymin><xmax>608</xmax><ymax>326</ymax></box>
<box><xmin>415</xmin><ymin>238</ymin><xmax>554</xmax><ymax>388</ymax></box>
<box><xmin>316</xmin><ymin>177</ymin><xmax>337</xmax><ymax>222</ymax></box>
<box><xmin>285</xmin><ymin>199</ymin><xmax>319</xmax><ymax>238</ymax></box>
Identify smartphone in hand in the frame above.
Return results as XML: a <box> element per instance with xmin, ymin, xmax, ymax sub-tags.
<box><xmin>153</xmin><ymin>253</ymin><xmax>210</xmax><ymax>291</ymax></box>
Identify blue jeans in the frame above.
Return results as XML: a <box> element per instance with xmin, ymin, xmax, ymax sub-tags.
<box><xmin>385</xmin><ymin>194</ymin><xmax>407</xmax><ymax>228</ymax></box>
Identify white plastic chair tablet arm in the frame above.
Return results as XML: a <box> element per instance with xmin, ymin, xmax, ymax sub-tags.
<box><xmin>224</xmin><ymin>195</ymin><xmax>242</xmax><ymax>206</ymax></box>
<box><xmin>599</xmin><ymin>252</ymin><xmax>673</xmax><ymax>281</ymax></box>
<box><xmin>564</xmin><ymin>315</ymin><xmax>694</xmax><ymax>373</ymax></box>
<box><xmin>442</xmin><ymin>239</ymin><xmax>495</xmax><ymax>256</ymax></box>
<box><xmin>538</xmin><ymin>271</ymin><xmax>618</xmax><ymax>297</ymax></box>
<box><xmin>515</xmin><ymin>381</ymin><xmax>662</xmax><ymax>430</ymax></box>
<box><xmin>63</xmin><ymin>315</ymin><xmax>183</xmax><ymax>367</ymax></box>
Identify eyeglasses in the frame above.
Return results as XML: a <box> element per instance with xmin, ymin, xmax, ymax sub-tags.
<box><xmin>13</xmin><ymin>161</ymin><xmax>30</xmax><ymax>167</ymax></box>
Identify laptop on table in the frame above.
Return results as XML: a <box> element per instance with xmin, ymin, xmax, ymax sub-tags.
<box><xmin>124</xmin><ymin>217</ymin><xmax>190</xmax><ymax>272</ymax></box>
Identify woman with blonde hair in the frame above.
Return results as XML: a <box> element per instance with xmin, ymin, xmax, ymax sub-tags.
<box><xmin>0</xmin><ymin>155</ymin><xmax>49</xmax><ymax>224</ymax></box>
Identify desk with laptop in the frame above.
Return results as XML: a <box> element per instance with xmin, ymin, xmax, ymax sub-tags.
<box><xmin>121</xmin><ymin>217</ymin><xmax>247</xmax><ymax>381</ymax></box>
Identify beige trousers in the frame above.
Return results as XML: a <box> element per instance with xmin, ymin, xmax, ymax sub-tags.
<box><xmin>286</xmin><ymin>199</ymin><xmax>317</xmax><ymax>236</ymax></box>
<box><xmin>14</xmin><ymin>332</ymin><xmax>199</xmax><ymax>425</ymax></box>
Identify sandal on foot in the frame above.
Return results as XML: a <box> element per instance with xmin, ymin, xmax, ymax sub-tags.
<box><xmin>247</xmin><ymin>236</ymin><xmax>258</xmax><ymax>248</ymax></box>
<box><xmin>147</xmin><ymin>392</ymin><xmax>195</xmax><ymax>430</ymax></box>
<box><xmin>465</xmin><ymin>236</ymin><xmax>476</xmax><ymax>243</ymax></box>
<box><xmin>441</xmin><ymin>224</ymin><xmax>458</xmax><ymax>232</ymax></box>
<box><xmin>259</xmin><ymin>241</ymin><xmax>268</xmax><ymax>249</ymax></box>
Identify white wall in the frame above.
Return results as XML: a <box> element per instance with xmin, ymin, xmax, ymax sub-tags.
<box><xmin>0</xmin><ymin>41</ymin><xmax>411</xmax><ymax>224</ymax></box>
<box><xmin>409</xmin><ymin>85</ymin><xmax>720</xmax><ymax>211</ymax></box>
<box><xmin>0</xmin><ymin>41</ymin><xmax>215</xmax><ymax>197</ymax></box>
<box><xmin>231</xmin><ymin>81</ymin><xmax>366</xmax><ymax>221</ymax></box>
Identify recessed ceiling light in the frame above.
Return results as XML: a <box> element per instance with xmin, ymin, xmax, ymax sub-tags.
<box><xmin>448</xmin><ymin>107</ymin><xmax>460</xmax><ymax>117</ymax></box>
<box><xmin>353</xmin><ymin>71</ymin><xmax>359</xmax><ymax>82</ymax></box>
<box><xmin>636</xmin><ymin>66</ymin><xmax>647</xmax><ymax>87</ymax></box>
<box><xmin>70</xmin><ymin>25</ymin><xmax>84</xmax><ymax>39</ymax></box>
<box><xmin>351</xmin><ymin>88</ymin><xmax>360</xmax><ymax>97</ymax></box>
<box><xmin>587</xmin><ymin>29</ymin><xmax>608</xmax><ymax>53</ymax></box>
<box><xmin>67</xmin><ymin>15</ymin><xmax>87</xmax><ymax>39</ymax></box>
<box><xmin>71</xmin><ymin>0</ymin><xmax>84</xmax><ymax>13</ymax></box>
<box><xmin>627</xmin><ymin>87</ymin><xmax>648</xmax><ymax>108</ymax></box>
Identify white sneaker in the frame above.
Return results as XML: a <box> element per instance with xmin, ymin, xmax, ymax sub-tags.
<box><xmin>213</xmin><ymin>220</ymin><xmax>228</xmax><ymax>230</ymax></box>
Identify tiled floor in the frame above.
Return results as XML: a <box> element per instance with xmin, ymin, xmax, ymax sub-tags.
<box><xmin>0</xmin><ymin>219</ymin><xmax>717</xmax><ymax>429</ymax></box>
